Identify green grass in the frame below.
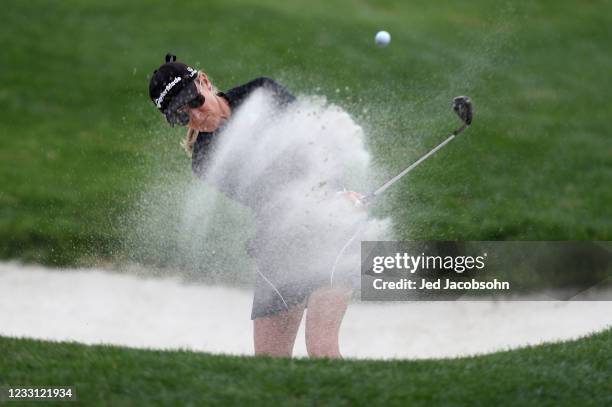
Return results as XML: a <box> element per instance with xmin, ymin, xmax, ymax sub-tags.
<box><xmin>1</xmin><ymin>0</ymin><xmax>611</xmax><ymax>267</ymax></box>
<box><xmin>2</xmin><ymin>4</ymin><xmax>609</xmax><ymax>404</ymax></box>
<box><xmin>1</xmin><ymin>329</ymin><xmax>611</xmax><ymax>406</ymax></box>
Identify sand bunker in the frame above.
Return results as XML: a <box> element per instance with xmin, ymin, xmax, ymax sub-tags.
<box><xmin>1</xmin><ymin>262</ymin><xmax>610</xmax><ymax>359</ymax></box>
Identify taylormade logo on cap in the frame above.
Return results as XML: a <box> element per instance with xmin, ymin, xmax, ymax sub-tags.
<box><xmin>155</xmin><ymin>77</ymin><xmax>181</xmax><ymax>108</ymax></box>
<box><xmin>154</xmin><ymin>67</ymin><xmax>198</xmax><ymax>109</ymax></box>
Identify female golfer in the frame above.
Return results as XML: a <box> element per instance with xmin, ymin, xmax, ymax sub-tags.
<box><xmin>149</xmin><ymin>54</ymin><xmax>364</xmax><ymax>358</ymax></box>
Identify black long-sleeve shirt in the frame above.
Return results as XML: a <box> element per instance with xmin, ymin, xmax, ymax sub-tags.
<box><xmin>191</xmin><ymin>77</ymin><xmax>295</xmax><ymax>177</ymax></box>
<box><xmin>190</xmin><ymin>77</ymin><xmax>296</xmax><ymax>210</ymax></box>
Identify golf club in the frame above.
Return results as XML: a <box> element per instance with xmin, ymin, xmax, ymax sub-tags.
<box><xmin>331</xmin><ymin>96</ymin><xmax>473</xmax><ymax>286</ymax></box>
<box><xmin>364</xmin><ymin>96</ymin><xmax>473</xmax><ymax>202</ymax></box>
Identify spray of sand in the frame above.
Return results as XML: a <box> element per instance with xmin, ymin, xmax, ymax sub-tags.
<box><xmin>126</xmin><ymin>90</ymin><xmax>390</xmax><ymax>286</ymax></box>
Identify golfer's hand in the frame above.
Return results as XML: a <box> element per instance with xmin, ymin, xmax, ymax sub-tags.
<box><xmin>339</xmin><ymin>190</ymin><xmax>368</xmax><ymax>208</ymax></box>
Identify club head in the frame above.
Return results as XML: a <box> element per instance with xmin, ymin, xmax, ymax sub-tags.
<box><xmin>453</xmin><ymin>96</ymin><xmax>472</xmax><ymax>126</ymax></box>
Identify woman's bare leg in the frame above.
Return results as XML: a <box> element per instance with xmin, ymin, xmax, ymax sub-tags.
<box><xmin>253</xmin><ymin>303</ymin><xmax>305</xmax><ymax>357</ymax></box>
<box><xmin>305</xmin><ymin>286</ymin><xmax>352</xmax><ymax>358</ymax></box>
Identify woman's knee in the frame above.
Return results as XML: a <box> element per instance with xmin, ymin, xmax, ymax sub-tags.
<box><xmin>304</xmin><ymin>287</ymin><xmax>352</xmax><ymax>357</ymax></box>
<box><xmin>308</xmin><ymin>287</ymin><xmax>352</xmax><ymax>315</ymax></box>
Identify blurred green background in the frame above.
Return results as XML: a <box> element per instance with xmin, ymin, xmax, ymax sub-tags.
<box><xmin>1</xmin><ymin>0</ymin><xmax>610</xmax><ymax>268</ymax></box>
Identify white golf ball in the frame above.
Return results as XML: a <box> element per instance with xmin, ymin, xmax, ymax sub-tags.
<box><xmin>375</xmin><ymin>31</ymin><xmax>391</xmax><ymax>47</ymax></box>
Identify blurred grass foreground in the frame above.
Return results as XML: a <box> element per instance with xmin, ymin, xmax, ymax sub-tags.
<box><xmin>1</xmin><ymin>329</ymin><xmax>611</xmax><ymax>406</ymax></box>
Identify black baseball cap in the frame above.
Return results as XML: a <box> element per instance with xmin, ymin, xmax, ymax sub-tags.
<box><xmin>149</xmin><ymin>54</ymin><xmax>200</xmax><ymax>125</ymax></box>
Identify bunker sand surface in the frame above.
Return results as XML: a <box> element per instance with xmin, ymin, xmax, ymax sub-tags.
<box><xmin>1</xmin><ymin>262</ymin><xmax>610</xmax><ymax>359</ymax></box>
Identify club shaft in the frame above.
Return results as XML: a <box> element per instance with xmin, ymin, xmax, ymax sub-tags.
<box><xmin>370</xmin><ymin>124</ymin><xmax>467</xmax><ymax>198</ymax></box>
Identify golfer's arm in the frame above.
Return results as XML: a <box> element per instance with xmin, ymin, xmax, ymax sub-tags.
<box><xmin>256</xmin><ymin>77</ymin><xmax>296</xmax><ymax>105</ymax></box>
<box><xmin>225</xmin><ymin>77</ymin><xmax>296</xmax><ymax>107</ymax></box>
